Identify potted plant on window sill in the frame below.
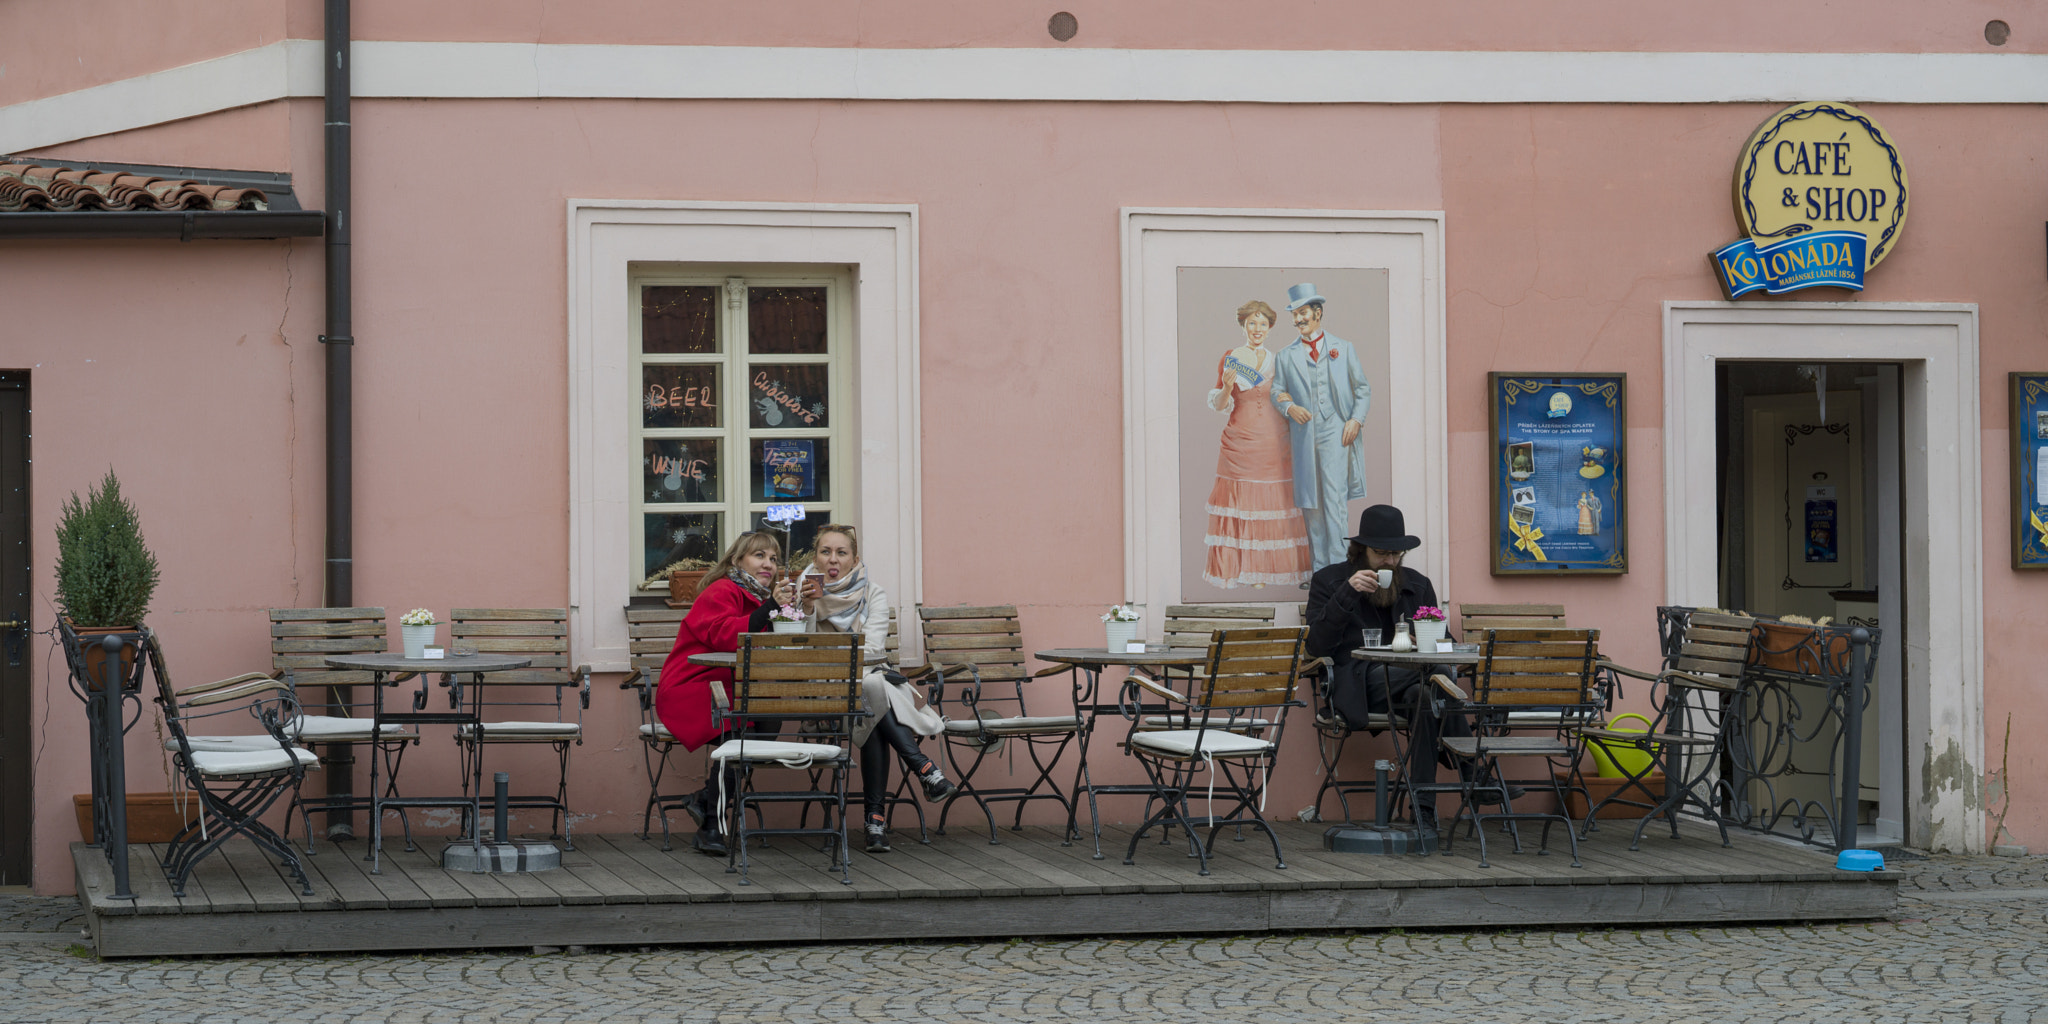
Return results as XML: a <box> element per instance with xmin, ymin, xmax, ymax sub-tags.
<box><xmin>54</xmin><ymin>470</ymin><xmax>186</xmax><ymax>841</ymax></box>
<box><xmin>650</xmin><ymin>559</ymin><xmax>714</xmax><ymax>608</ymax></box>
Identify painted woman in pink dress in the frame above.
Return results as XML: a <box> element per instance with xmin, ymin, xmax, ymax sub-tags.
<box><xmin>1203</xmin><ymin>299</ymin><xmax>1312</xmax><ymax>588</ymax></box>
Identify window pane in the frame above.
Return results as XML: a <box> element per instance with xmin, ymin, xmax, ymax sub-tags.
<box><xmin>643</xmin><ymin>438</ymin><xmax>721</xmax><ymax>504</ymax></box>
<box><xmin>747</xmin><ymin>286</ymin><xmax>828</xmax><ymax>354</ymax></box>
<box><xmin>641</xmin><ymin>286</ymin><xmax>720</xmax><ymax>354</ymax></box>
<box><xmin>644</xmin><ymin>512</ymin><xmax>723</xmax><ymax>584</ymax></box>
<box><xmin>748</xmin><ymin>363</ymin><xmax>830</xmax><ymax>428</ymax></box>
<box><xmin>751</xmin><ymin>511</ymin><xmax>833</xmax><ymax>566</ymax></box>
<box><xmin>750</xmin><ymin>437</ymin><xmax>830</xmax><ymax>501</ymax></box>
<box><xmin>643</xmin><ymin>364</ymin><xmax>721</xmax><ymax>429</ymax></box>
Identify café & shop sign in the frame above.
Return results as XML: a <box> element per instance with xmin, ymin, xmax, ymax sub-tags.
<box><xmin>1712</xmin><ymin>101</ymin><xmax>1909</xmax><ymax>299</ymax></box>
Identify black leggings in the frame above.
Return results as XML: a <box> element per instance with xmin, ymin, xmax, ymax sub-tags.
<box><xmin>859</xmin><ymin>710</ymin><xmax>929</xmax><ymax>815</ymax></box>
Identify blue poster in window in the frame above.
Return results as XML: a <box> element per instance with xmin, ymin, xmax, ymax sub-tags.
<box><xmin>762</xmin><ymin>440</ymin><xmax>815</xmax><ymax>499</ymax></box>
<box><xmin>2013</xmin><ymin>373</ymin><xmax>2048</xmax><ymax>569</ymax></box>
<box><xmin>1490</xmin><ymin>374</ymin><xmax>1627</xmax><ymax>575</ymax></box>
<box><xmin>1804</xmin><ymin>487</ymin><xmax>1839</xmax><ymax>563</ymax></box>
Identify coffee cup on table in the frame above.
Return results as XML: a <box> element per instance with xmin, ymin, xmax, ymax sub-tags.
<box><xmin>1375</xmin><ymin>569</ymin><xmax>1394</xmax><ymax>590</ymax></box>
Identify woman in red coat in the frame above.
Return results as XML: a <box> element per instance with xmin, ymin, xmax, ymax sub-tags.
<box><xmin>654</xmin><ymin>530</ymin><xmax>795</xmax><ymax>855</ymax></box>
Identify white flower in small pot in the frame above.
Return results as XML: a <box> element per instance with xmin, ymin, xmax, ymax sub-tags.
<box><xmin>769</xmin><ymin>602</ymin><xmax>808</xmax><ymax>633</ymax></box>
<box><xmin>1102</xmin><ymin>602</ymin><xmax>1142</xmax><ymax>651</ymax></box>
<box><xmin>398</xmin><ymin>608</ymin><xmax>437</xmax><ymax>659</ymax></box>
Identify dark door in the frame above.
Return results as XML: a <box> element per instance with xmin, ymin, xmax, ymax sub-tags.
<box><xmin>0</xmin><ymin>371</ymin><xmax>30</xmax><ymax>885</ymax></box>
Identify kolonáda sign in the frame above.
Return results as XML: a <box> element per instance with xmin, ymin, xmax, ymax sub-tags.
<box><xmin>1712</xmin><ymin>102</ymin><xmax>1909</xmax><ymax>299</ymax></box>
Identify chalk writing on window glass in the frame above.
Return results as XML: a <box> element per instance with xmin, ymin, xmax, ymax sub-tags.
<box><xmin>750</xmin><ymin>363</ymin><xmax>828</xmax><ymax>428</ymax></box>
<box><xmin>643</xmin><ymin>364</ymin><xmax>721</xmax><ymax>429</ymax></box>
<box><xmin>643</xmin><ymin>438</ymin><xmax>721</xmax><ymax>504</ymax></box>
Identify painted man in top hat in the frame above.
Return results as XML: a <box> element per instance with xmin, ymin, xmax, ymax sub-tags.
<box><xmin>1269</xmin><ymin>282</ymin><xmax>1372</xmax><ymax>575</ymax></box>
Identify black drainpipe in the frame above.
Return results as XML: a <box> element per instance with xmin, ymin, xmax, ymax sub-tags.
<box><xmin>319</xmin><ymin>0</ymin><xmax>356</xmax><ymax>837</ymax></box>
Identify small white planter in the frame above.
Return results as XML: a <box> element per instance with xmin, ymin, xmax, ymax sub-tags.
<box><xmin>400</xmin><ymin>623</ymin><xmax>435</xmax><ymax>659</ymax></box>
<box><xmin>771</xmin><ymin>620</ymin><xmax>806</xmax><ymax>633</ymax></box>
<box><xmin>1104</xmin><ymin>619</ymin><xmax>1138</xmax><ymax>651</ymax></box>
<box><xmin>1413</xmin><ymin>620</ymin><xmax>1448</xmax><ymax>651</ymax></box>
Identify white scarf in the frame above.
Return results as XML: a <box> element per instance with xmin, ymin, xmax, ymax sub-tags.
<box><xmin>814</xmin><ymin>562</ymin><xmax>871</xmax><ymax>634</ymax></box>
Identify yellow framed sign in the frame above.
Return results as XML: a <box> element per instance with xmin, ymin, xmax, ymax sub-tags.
<box><xmin>1712</xmin><ymin>102</ymin><xmax>1909</xmax><ymax>299</ymax></box>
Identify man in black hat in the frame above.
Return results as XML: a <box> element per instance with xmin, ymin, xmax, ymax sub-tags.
<box><xmin>1305</xmin><ymin>503</ymin><xmax>1475</xmax><ymax>831</ymax></box>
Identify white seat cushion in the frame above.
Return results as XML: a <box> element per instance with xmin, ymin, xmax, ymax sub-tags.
<box><xmin>189</xmin><ymin>747</ymin><xmax>321</xmax><ymax>777</ymax></box>
<box><xmin>1130</xmin><ymin>728</ymin><xmax>1273</xmax><ymax>759</ymax></box>
<box><xmin>1139</xmin><ymin>715</ymin><xmax>1271</xmax><ymax>731</ymax></box>
<box><xmin>293</xmin><ymin>715</ymin><xmax>416</xmax><ymax>742</ymax></box>
<box><xmin>943</xmin><ymin>715</ymin><xmax>1080</xmax><ymax>735</ymax></box>
<box><xmin>638</xmin><ymin>721</ymin><xmax>676</xmax><ymax>742</ymax></box>
<box><xmin>456</xmin><ymin>721</ymin><xmax>582</xmax><ymax>738</ymax></box>
<box><xmin>706</xmin><ymin>738</ymin><xmax>843</xmax><ymax>763</ymax></box>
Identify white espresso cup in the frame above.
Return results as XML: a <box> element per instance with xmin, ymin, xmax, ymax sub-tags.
<box><xmin>1375</xmin><ymin>569</ymin><xmax>1394</xmax><ymax>590</ymax></box>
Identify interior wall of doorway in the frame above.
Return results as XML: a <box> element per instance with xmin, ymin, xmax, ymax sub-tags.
<box><xmin>1717</xmin><ymin>360</ymin><xmax>1905</xmax><ymax>845</ymax></box>
<box><xmin>1664</xmin><ymin>302</ymin><xmax>1983</xmax><ymax>854</ymax></box>
<box><xmin>0</xmin><ymin>371</ymin><xmax>28</xmax><ymax>886</ymax></box>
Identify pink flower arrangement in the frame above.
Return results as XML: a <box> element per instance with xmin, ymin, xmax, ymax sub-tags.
<box><xmin>1413</xmin><ymin>605</ymin><xmax>1447</xmax><ymax>622</ymax></box>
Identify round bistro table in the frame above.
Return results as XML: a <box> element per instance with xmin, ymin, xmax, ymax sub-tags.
<box><xmin>1034</xmin><ymin>646</ymin><xmax>1211</xmax><ymax>859</ymax></box>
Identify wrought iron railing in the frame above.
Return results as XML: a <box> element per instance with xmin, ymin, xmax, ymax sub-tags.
<box><xmin>1657</xmin><ymin>607</ymin><xmax>1879</xmax><ymax>852</ymax></box>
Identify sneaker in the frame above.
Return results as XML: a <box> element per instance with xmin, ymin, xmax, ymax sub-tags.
<box><xmin>913</xmin><ymin>759</ymin><xmax>957</xmax><ymax>802</ymax></box>
<box><xmin>864</xmin><ymin>814</ymin><xmax>892</xmax><ymax>853</ymax></box>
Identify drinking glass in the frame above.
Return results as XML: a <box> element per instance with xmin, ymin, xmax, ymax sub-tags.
<box><xmin>1360</xmin><ymin>629</ymin><xmax>1382</xmax><ymax>648</ymax></box>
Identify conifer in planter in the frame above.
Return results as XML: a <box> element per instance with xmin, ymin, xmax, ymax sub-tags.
<box><xmin>54</xmin><ymin>470</ymin><xmax>161</xmax><ymax>685</ymax></box>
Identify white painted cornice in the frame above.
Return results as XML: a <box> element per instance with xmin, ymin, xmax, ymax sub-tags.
<box><xmin>8</xmin><ymin>41</ymin><xmax>2048</xmax><ymax>152</ymax></box>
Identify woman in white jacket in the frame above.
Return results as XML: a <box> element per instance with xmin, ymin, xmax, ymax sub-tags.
<box><xmin>800</xmin><ymin>524</ymin><xmax>951</xmax><ymax>852</ymax></box>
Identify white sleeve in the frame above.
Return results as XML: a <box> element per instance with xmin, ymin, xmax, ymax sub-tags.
<box><xmin>862</xmin><ymin>581</ymin><xmax>892</xmax><ymax>655</ymax></box>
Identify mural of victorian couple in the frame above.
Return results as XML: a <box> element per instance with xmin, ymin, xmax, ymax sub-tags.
<box><xmin>1185</xmin><ymin>274</ymin><xmax>1386</xmax><ymax>595</ymax></box>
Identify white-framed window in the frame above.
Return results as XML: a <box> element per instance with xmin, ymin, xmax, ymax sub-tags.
<box><xmin>628</xmin><ymin>265</ymin><xmax>855</xmax><ymax>594</ymax></box>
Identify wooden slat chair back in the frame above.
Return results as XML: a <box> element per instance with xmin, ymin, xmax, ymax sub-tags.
<box><xmin>915</xmin><ymin>603</ymin><xmax>1079</xmax><ymax>840</ymax></box>
<box><xmin>1668</xmin><ymin>610</ymin><xmax>1756</xmax><ymax>690</ymax></box>
<box><xmin>1458</xmin><ymin>603</ymin><xmax>1567</xmax><ymax>634</ymax></box>
<box><xmin>618</xmin><ymin>605</ymin><xmax>692</xmax><ymax>848</ymax></box>
<box><xmin>269</xmin><ymin>607</ymin><xmax>388</xmax><ymax>692</ymax></box>
<box><xmin>448</xmin><ymin>608</ymin><xmax>591</xmax><ymax>845</ymax></box>
<box><xmin>718</xmin><ymin>632</ymin><xmax>866</xmax><ymax>884</ymax></box>
<box><xmin>1138</xmin><ymin>605</ymin><xmax>1279</xmax><ymax>733</ymax></box>
<box><xmin>1470</xmin><ymin>627</ymin><xmax>1603</xmax><ymax>707</ymax></box>
<box><xmin>267</xmin><ymin>607</ymin><xmax>413</xmax><ymax>851</ymax></box>
<box><xmin>1121</xmin><ymin>626</ymin><xmax>1308</xmax><ymax>875</ymax></box>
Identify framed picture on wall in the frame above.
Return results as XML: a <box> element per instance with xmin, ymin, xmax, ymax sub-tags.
<box><xmin>1489</xmin><ymin>372</ymin><xmax>1627</xmax><ymax>575</ymax></box>
<box><xmin>2012</xmin><ymin>373</ymin><xmax>2048</xmax><ymax>570</ymax></box>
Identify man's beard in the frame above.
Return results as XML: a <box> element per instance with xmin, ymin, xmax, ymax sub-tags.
<box><xmin>1370</xmin><ymin>580</ymin><xmax>1398</xmax><ymax>609</ymax></box>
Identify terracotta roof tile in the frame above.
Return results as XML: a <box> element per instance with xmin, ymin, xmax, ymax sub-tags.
<box><xmin>0</xmin><ymin>162</ymin><xmax>268</xmax><ymax>213</ymax></box>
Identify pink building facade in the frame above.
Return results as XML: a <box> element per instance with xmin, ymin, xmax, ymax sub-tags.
<box><xmin>2</xmin><ymin>2</ymin><xmax>2042</xmax><ymax>893</ymax></box>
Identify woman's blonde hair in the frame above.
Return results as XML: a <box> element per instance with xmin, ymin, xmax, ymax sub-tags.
<box><xmin>698</xmin><ymin>531</ymin><xmax>782</xmax><ymax>597</ymax></box>
<box><xmin>811</xmin><ymin>523</ymin><xmax>860</xmax><ymax>563</ymax></box>
<box><xmin>1236</xmin><ymin>299</ymin><xmax>1277</xmax><ymax>327</ymax></box>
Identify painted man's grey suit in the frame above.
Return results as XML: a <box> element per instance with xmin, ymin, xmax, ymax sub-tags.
<box><xmin>1269</xmin><ymin>332</ymin><xmax>1372</xmax><ymax>570</ymax></box>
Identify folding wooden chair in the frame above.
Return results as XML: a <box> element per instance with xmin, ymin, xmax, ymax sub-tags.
<box><xmin>1121</xmin><ymin>626</ymin><xmax>1308</xmax><ymax>874</ymax></box>
<box><xmin>1577</xmin><ymin>608</ymin><xmax>1756</xmax><ymax>848</ymax></box>
<box><xmin>619</xmin><ymin>605</ymin><xmax>694</xmax><ymax>849</ymax></box>
<box><xmin>267</xmin><ymin>607</ymin><xmax>416</xmax><ymax>854</ymax></box>
<box><xmin>1429</xmin><ymin>627</ymin><xmax>1603</xmax><ymax>868</ymax></box>
<box><xmin>450</xmin><ymin>609</ymin><xmax>591</xmax><ymax>847</ymax></box>
<box><xmin>1137</xmin><ymin>605</ymin><xmax>1278</xmax><ymax>734</ymax></box>
<box><xmin>711</xmin><ymin>632</ymin><xmax>865</xmax><ymax>885</ymax></box>
<box><xmin>148</xmin><ymin>632</ymin><xmax>319</xmax><ymax>898</ymax></box>
<box><xmin>916</xmin><ymin>604</ymin><xmax>1079</xmax><ymax>842</ymax></box>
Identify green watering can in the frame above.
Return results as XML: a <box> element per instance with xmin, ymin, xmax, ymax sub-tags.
<box><xmin>1585</xmin><ymin>712</ymin><xmax>1657</xmax><ymax>778</ymax></box>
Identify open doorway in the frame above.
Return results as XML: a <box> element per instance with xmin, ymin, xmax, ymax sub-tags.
<box><xmin>1717</xmin><ymin>361</ymin><xmax>1905</xmax><ymax>845</ymax></box>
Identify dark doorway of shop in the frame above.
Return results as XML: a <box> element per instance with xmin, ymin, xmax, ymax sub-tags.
<box><xmin>1716</xmin><ymin>361</ymin><xmax>1905</xmax><ymax>845</ymax></box>
<box><xmin>0</xmin><ymin>371</ymin><xmax>29</xmax><ymax>885</ymax></box>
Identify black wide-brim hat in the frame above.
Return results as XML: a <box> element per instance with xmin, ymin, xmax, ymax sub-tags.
<box><xmin>1348</xmin><ymin>504</ymin><xmax>1420</xmax><ymax>551</ymax></box>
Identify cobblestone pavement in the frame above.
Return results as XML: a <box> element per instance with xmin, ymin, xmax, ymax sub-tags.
<box><xmin>2</xmin><ymin>854</ymin><xmax>2044</xmax><ymax>1023</ymax></box>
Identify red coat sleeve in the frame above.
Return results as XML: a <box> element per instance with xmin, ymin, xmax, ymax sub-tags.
<box><xmin>653</xmin><ymin>579</ymin><xmax>763</xmax><ymax>751</ymax></box>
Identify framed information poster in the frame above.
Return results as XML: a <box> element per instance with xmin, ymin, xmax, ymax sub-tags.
<box><xmin>2013</xmin><ymin>373</ymin><xmax>2048</xmax><ymax>570</ymax></box>
<box><xmin>1489</xmin><ymin>373</ymin><xmax>1627</xmax><ymax>575</ymax></box>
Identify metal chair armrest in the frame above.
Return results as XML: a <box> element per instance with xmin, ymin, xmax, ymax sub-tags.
<box><xmin>576</xmin><ymin>665</ymin><xmax>592</xmax><ymax>709</ymax></box>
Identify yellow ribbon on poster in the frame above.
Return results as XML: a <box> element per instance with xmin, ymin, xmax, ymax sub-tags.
<box><xmin>2031</xmin><ymin>509</ymin><xmax>2048</xmax><ymax>553</ymax></box>
<box><xmin>1510</xmin><ymin>519</ymin><xmax>1548</xmax><ymax>561</ymax></box>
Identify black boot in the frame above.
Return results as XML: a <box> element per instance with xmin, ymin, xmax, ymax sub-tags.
<box><xmin>693</xmin><ymin>824</ymin><xmax>728</xmax><ymax>857</ymax></box>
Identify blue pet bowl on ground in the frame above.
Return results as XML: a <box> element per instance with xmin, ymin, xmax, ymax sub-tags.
<box><xmin>1836</xmin><ymin>849</ymin><xmax>1885</xmax><ymax>871</ymax></box>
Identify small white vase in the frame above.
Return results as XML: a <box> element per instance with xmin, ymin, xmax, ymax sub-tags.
<box><xmin>1104</xmin><ymin>619</ymin><xmax>1138</xmax><ymax>651</ymax></box>
<box><xmin>771</xmin><ymin>620</ymin><xmax>806</xmax><ymax>633</ymax></box>
<box><xmin>1413</xmin><ymin>620</ymin><xmax>1448</xmax><ymax>651</ymax></box>
<box><xmin>400</xmin><ymin>623</ymin><xmax>435</xmax><ymax>659</ymax></box>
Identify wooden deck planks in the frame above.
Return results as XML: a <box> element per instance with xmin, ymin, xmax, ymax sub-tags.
<box><xmin>73</xmin><ymin>820</ymin><xmax>1899</xmax><ymax>957</ymax></box>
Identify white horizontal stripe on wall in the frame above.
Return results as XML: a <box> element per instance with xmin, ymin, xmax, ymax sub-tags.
<box><xmin>9</xmin><ymin>41</ymin><xmax>2048</xmax><ymax>151</ymax></box>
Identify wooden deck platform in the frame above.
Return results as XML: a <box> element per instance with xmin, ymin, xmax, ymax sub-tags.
<box><xmin>73</xmin><ymin>821</ymin><xmax>1897</xmax><ymax>958</ymax></box>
